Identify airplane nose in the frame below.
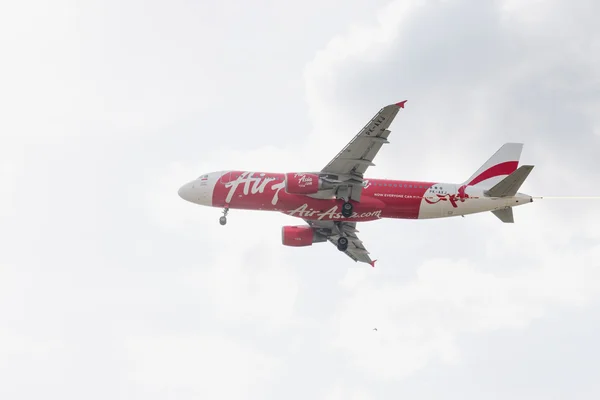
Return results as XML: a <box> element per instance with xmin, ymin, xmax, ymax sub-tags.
<box><xmin>178</xmin><ymin>182</ymin><xmax>194</xmax><ymax>202</ymax></box>
<box><xmin>178</xmin><ymin>178</ymin><xmax>212</xmax><ymax>206</ymax></box>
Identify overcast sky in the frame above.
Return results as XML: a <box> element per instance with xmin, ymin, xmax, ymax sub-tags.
<box><xmin>1</xmin><ymin>0</ymin><xmax>600</xmax><ymax>398</ymax></box>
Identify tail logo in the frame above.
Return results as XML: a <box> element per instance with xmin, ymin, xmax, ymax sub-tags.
<box><xmin>424</xmin><ymin>185</ymin><xmax>470</xmax><ymax>208</ymax></box>
<box><xmin>468</xmin><ymin>161</ymin><xmax>518</xmax><ymax>186</ymax></box>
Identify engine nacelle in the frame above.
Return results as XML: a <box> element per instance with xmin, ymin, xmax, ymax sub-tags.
<box><xmin>284</xmin><ymin>172</ymin><xmax>323</xmax><ymax>194</ymax></box>
<box><xmin>281</xmin><ymin>225</ymin><xmax>325</xmax><ymax>247</ymax></box>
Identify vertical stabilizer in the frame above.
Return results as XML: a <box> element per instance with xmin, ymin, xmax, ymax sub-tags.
<box><xmin>463</xmin><ymin>143</ymin><xmax>523</xmax><ymax>188</ymax></box>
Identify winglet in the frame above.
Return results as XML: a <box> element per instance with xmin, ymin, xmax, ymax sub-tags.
<box><xmin>369</xmin><ymin>260</ymin><xmax>377</xmax><ymax>268</ymax></box>
<box><xmin>395</xmin><ymin>100</ymin><xmax>407</xmax><ymax>108</ymax></box>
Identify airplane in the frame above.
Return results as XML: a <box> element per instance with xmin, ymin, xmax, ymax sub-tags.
<box><xmin>178</xmin><ymin>100</ymin><xmax>535</xmax><ymax>267</ymax></box>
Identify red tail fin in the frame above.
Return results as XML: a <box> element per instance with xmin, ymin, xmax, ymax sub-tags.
<box><xmin>463</xmin><ymin>143</ymin><xmax>523</xmax><ymax>188</ymax></box>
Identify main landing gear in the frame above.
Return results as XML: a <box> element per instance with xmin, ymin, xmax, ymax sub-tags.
<box><xmin>341</xmin><ymin>201</ymin><xmax>353</xmax><ymax>218</ymax></box>
<box><xmin>337</xmin><ymin>236</ymin><xmax>348</xmax><ymax>251</ymax></box>
<box><xmin>219</xmin><ymin>206</ymin><xmax>229</xmax><ymax>225</ymax></box>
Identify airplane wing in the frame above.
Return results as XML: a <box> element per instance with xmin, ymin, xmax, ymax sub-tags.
<box><xmin>320</xmin><ymin>100</ymin><xmax>407</xmax><ymax>202</ymax></box>
<box><xmin>305</xmin><ymin>219</ymin><xmax>376</xmax><ymax>267</ymax></box>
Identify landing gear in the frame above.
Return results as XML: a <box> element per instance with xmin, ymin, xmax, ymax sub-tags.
<box><xmin>219</xmin><ymin>206</ymin><xmax>229</xmax><ymax>225</ymax></box>
<box><xmin>341</xmin><ymin>201</ymin><xmax>353</xmax><ymax>217</ymax></box>
<box><xmin>336</xmin><ymin>185</ymin><xmax>353</xmax><ymax>218</ymax></box>
<box><xmin>337</xmin><ymin>236</ymin><xmax>348</xmax><ymax>251</ymax></box>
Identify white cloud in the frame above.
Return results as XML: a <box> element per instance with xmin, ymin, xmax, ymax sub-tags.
<box><xmin>323</xmin><ymin>382</ymin><xmax>373</xmax><ymax>400</ymax></box>
<box><xmin>126</xmin><ymin>334</ymin><xmax>277</xmax><ymax>398</ymax></box>
<box><xmin>181</xmin><ymin>245</ymin><xmax>301</xmax><ymax>333</ymax></box>
<box><xmin>332</xmin><ymin>240</ymin><xmax>600</xmax><ymax>380</ymax></box>
<box><xmin>0</xmin><ymin>160</ymin><xmax>18</xmax><ymax>219</ymax></box>
<box><xmin>0</xmin><ymin>329</ymin><xmax>66</xmax><ymax>395</ymax></box>
<box><xmin>0</xmin><ymin>1</ymin><xmax>81</xmax><ymax>140</ymax></box>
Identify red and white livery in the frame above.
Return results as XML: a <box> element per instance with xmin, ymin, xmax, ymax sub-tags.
<box><xmin>178</xmin><ymin>100</ymin><xmax>535</xmax><ymax>266</ymax></box>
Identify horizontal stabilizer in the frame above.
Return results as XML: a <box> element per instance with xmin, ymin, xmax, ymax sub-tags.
<box><xmin>492</xmin><ymin>207</ymin><xmax>514</xmax><ymax>223</ymax></box>
<box><xmin>486</xmin><ymin>165</ymin><xmax>534</xmax><ymax>198</ymax></box>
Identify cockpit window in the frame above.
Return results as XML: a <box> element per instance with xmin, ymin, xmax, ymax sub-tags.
<box><xmin>198</xmin><ymin>174</ymin><xmax>209</xmax><ymax>179</ymax></box>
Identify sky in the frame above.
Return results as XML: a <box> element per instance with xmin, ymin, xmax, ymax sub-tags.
<box><xmin>1</xmin><ymin>0</ymin><xmax>600</xmax><ymax>398</ymax></box>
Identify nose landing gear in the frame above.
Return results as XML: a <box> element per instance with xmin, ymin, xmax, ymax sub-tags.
<box><xmin>219</xmin><ymin>206</ymin><xmax>229</xmax><ymax>225</ymax></box>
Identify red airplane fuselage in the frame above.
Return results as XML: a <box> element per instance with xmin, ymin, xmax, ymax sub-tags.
<box><xmin>208</xmin><ymin>170</ymin><xmax>455</xmax><ymax>221</ymax></box>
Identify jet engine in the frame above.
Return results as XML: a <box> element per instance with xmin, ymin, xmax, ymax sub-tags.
<box><xmin>284</xmin><ymin>172</ymin><xmax>330</xmax><ymax>195</ymax></box>
<box><xmin>281</xmin><ymin>225</ymin><xmax>326</xmax><ymax>247</ymax></box>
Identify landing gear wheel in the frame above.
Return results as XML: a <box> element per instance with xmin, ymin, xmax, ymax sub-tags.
<box><xmin>337</xmin><ymin>236</ymin><xmax>349</xmax><ymax>251</ymax></box>
<box><xmin>341</xmin><ymin>201</ymin><xmax>353</xmax><ymax>217</ymax></box>
<box><xmin>219</xmin><ymin>206</ymin><xmax>229</xmax><ymax>225</ymax></box>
